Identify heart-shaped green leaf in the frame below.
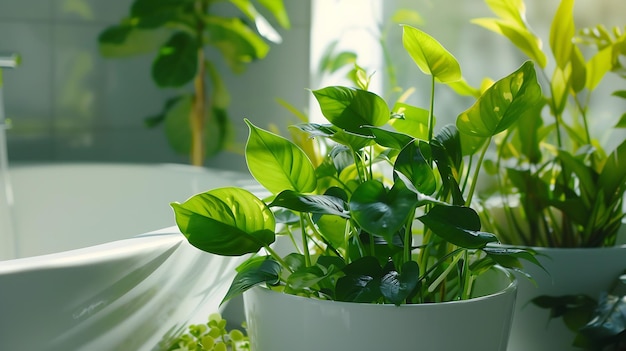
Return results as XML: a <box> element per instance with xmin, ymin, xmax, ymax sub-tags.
<box><xmin>389</xmin><ymin>102</ymin><xmax>431</xmax><ymax>140</ymax></box>
<box><xmin>349</xmin><ymin>180</ymin><xmax>418</xmax><ymax>242</ymax></box>
<box><xmin>457</xmin><ymin>60</ymin><xmax>542</xmax><ymax>138</ymax></box>
<box><xmin>171</xmin><ymin>187</ymin><xmax>275</xmax><ymax>256</ymax></box>
<box><xmin>393</xmin><ymin>141</ymin><xmax>437</xmax><ymax>195</ymax></box>
<box><xmin>152</xmin><ymin>31</ymin><xmax>198</xmax><ymax>87</ymax></box>
<box><xmin>380</xmin><ymin>260</ymin><xmax>420</xmax><ymax>306</ymax></box>
<box><xmin>335</xmin><ymin>256</ymin><xmax>383</xmax><ymax>303</ymax></box>
<box><xmin>222</xmin><ymin>256</ymin><xmax>281</xmax><ymax>304</ymax></box>
<box><xmin>402</xmin><ymin>25</ymin><xmax>461</xmax><ymax>83</ymax></box>
<box><xmin>245</xmin><ymin>119</ymin><xmax>317</xmax><ymax>194</ymax></box>
<box><xmin>418</xmin><ymin>205</ymin><xmax>498</xmax><ymax>249</ymax></box>
<box><xmin>312</xmin><ymin>86</ymin><xmax>390</xmax><ymax>135</ymax></box>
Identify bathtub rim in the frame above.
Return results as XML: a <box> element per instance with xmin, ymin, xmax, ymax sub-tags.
<box><xmin>0</xmin><ymin>226</ymin><xmax>183</xmax><ymax>273</ymax></box>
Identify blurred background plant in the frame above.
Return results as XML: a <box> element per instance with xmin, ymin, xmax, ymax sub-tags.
<box><xmin>165</xmin><ymin>312</ymin><xmax>249</xmax><ymax>351</ymax></box>
<box><xmin>98</xmin><ymin>0</ymin><xmax>290</xmax><ymax>166</ymax></box>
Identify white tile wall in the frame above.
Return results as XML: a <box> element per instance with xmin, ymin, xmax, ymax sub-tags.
<box><xmin>1</xmin><ymin>0</ymin><xmax>312</xmax><ymax>171</ymax></box>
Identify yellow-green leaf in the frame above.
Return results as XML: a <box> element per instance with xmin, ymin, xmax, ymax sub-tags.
<box><xmin>401</xmin><ymin>25</ymin><xmax>461</xmax><ymax>83</ymax></box>
<box><xmin>549</xmin><ymin>0</ymin><xmax>575</xmax><ymax>69</ymax></box>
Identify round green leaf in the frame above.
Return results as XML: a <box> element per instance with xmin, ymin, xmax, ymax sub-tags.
<box><xmin>152</xmin><ymin>31</ymin><xmax>198</xmax><ymax>87</ymax></box>
<box><xmin>312</xmin><ymin>86</ymin><xmax>390</xmax><ymax>135</ymax></box>
<box><xmin>349</xmin><ymin>180</ymin><xmax>418</xmax><ymax>242</ymax></box>
<box><xmin>171</xmin><ymin>187</ymin><xmax>275</xmax><ymax>256</ymax></box>
<box><xmin>380</xmin><ymin>260</ymin><xmax>420</xmax><ymax>306</ymax></box>
<box><xmin>245</xmin><ymin>119</ymin><xmax>317</xmax><ymax>194</ymax></box>
<box><xmin>401</xmin><ymin>25</ymin><xmax>461</xmax><ymax>83</ymax></box>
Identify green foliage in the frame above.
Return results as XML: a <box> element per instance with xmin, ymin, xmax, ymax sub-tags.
<box><xmin>532</xmin><ymin>273</ymin><xmax>626</xmax><ymax>350</ymax></box>
<box><xmin>98</xmin><ymin>0</ymin><xmax>290</xmax><ymax>165</ymax></box>
<box><xmin>473</xmin><ymin>0</ymin><xmax>626</xmax><ymax>248</ymax></box>
<box><xmin>171</xmin><ymin>24</ymin><xmax>541</xmax><ymax>307</ymax></box>
<box><xmin>166</xmin><ymin>313</ymin><xmax>250</xmax><ymax>351</ymax></box>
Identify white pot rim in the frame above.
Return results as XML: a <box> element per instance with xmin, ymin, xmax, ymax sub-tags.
<box><xmin>492</xmin><ymin>243</ymin><xmax>626</xmax><ymax>253</ymax></box>
<box><xmin>248</xmin><ymin>265</ymin><xmax>517</xmax><ymax>308</ymax></box>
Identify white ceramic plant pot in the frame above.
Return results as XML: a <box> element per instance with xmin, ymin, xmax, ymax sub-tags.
<box><xmin>243</xmin><ymin>266</ymin><xmax>517</xmax><ymax>351</ymax></box>
<box><xmin>507</xmin><ymin>244</ymin><xmax>626</xmax><ymax>351</ymax></box>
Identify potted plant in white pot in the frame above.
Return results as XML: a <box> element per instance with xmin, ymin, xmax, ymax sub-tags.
<box><xmin>467</xmin><ymin>0</ymin><xmax>626</xmax><ymax>349</ymax></box>
<box><xmin>169</xmin><ymin>24</ymin><xmax>544</xmax><ymax>350</ymax></box>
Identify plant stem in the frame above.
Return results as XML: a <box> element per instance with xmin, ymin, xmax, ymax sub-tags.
<box><xmin>264</xmin><ymin>245</ymin><xmax>293</xmax><ymax>273</ymax></box>
<box><xmin>465</xmin><ymin>137</ymin><xmax>491</xmax><ymax>206</ymax></box>
<box><xmin>300</xmin><ymin>214</ymin><xmax>311</xmax><ymax>267</ymax></box>
<box><xmin>428</xmin><ymin>76</ymin><xmax>436</xmax><ymax>142</ymax></box>
<box><xmin>190</xmin><ymin>0</ymin><xmax>207</xmax><ymax>166</ymax></box>
<box><xmin>404</xmin><ymin>209</ymin><xmax>416</xmax><ymax>264</ymax></box>
<box><xmin>427</xmin><ymin>251</ymin><xmax>463</xmax><ymax>293</ymax></box>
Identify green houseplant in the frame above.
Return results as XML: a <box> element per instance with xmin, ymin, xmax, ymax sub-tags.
<box><xmin>98</xmin><ymin>0</ymin><xmax>290</xmax><ymax>166</ymax></box>
<box><xmin>171</xmin><ymin>23</ymin><xmax>543</xmax><ymax>350</ymax></box>
<box><xmin>468</xmin><ymin>0</ymin><xmax>626</xmax><ymax>349</ymax></box>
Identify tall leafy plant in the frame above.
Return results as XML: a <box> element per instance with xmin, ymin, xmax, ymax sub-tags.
<box><xmin>98</xmin><ymin>0</ymin><xmax>290</xmax><ymax>166</ymax></box>
<box><xmin>472</xmin><ymin>0</ymin><xmax>626</xmax><ymax>247</ymax></box>
<box><xmin>171</xmin><ymin>25</ymin><xmax>542</xmax><ymax>306</ymax></box>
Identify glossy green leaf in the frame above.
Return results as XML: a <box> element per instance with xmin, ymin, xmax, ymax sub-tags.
<box><xmin>380</xmin><ymin>261</ymin><xmax>420</xmax><ymax>306</ymax></box>
<box><xmin>367</xmin><ymin>126</ymin><xmax>415</xmax><ymax>150</ymax></box>
<box><xmin>549</xmin><ymin>0</ymin><xmax>574</xmax><ymax>69</ymax></box>
<box><xmin>316</xmin><ymin>214</ymin><xmax>349</xmax><ymax>250</ymax></box>
<box><xmin>171</xmin><ymin>187</ymin><xmax>275</xmax><ymax>256</ymax></box>
<box><xmin>222</xmin><ymin>256</ymin><xmax>281</xmax><ymax>303</ymax></box>
<box><xmin>152</xmin><ymin>32</ymin><xmax>198</xmax><ymax>87</ymax></box>
<box><xmin>245</xmin><ymin>119</ymin><xmax>317</xmax><ymax>194</ymax></box>
<box><xmin>349</xmin><ymin>180</ymin><xmax>418</xmax><ymax>243</ymax></box>
<box><xmin>312</xmin><ymin>86</ymin><xmax>390</xmax><ymax>135</ymax></box>
<box><xmin>431</xmin><ymin>125</ymin><xmax>465</xmax><ymax>205</ymax></box>
<box><xmin>269</xmin><ymin>190</ymin><xmax>348</xmax><ymax>218</ymax></box>
<box><xmin>389</xmin><ymin>102</ymin><xmax>431</xmax><ymax>140</ymax></box>
<box><xmin>335</xmin><ymin>256</ymin><xmax>383</xmax><ymax>303</ymax></box>
<box><xmin>457</xmin><ymin>61</ymin><xmax>542</xmax><ymax>138</ymax></box>
<box><xmin>483</xmin><ymin>247</ymin><xmax>543</xmax><ymax>271</ymax></box>
<box><xmin>393</xmin><ymin>142</ymin><xmax>437</xmax><ymax>195</ymax></box>
<box><xmin>287</xmin><ymin>265</ymin><xmax>327</xmax><ymax>291</ymax></box>
<box><xmin>401</xmin><ymin>25</ymin><xmax>461</xmax><ymax>83</ymax></box>
<box><xmin>330</xmin><ymin>129</ymin><xmax>376</xmax><ymax>150</ymax></box>
<box><xmin>418</xmin><ymin>205</ymin><xmax>498</xmax><ymax>249</ymax></box>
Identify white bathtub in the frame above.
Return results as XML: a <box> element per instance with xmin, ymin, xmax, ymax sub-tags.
<box><xmin>0</xmin><ymin>163</ymin><xmax>259</xmax><ymax>350</ymax></box>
